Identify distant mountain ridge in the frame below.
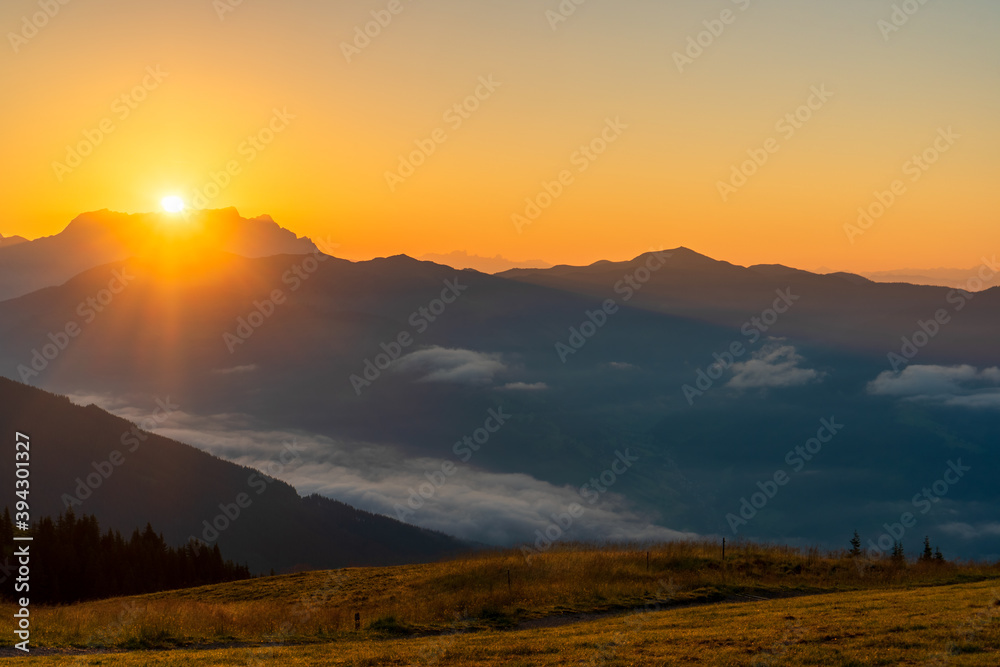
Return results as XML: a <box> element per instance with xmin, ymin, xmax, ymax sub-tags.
<box><xmin>859</xmin><ymin>267</ymin><xmax>993</xmax><ymax>290</ymax></box>
<box><xmin>0</xmin><ymin>208</ymin><xmax>317</xmax><ymax>302</ymax></box>
<box><xmin>418</xmin><ymin>251</ymin><xmax>552</xmax><ymax>274</ymax></box>
<box><xmin>499</xmin><ymin>247</ymin><xmax>999</xmax><ymax>364</ymax></box>
<box><xmin>2</xmin><ymin>214</ymin><xmax>999</xmax><ymax>558</ymax></box>
<box><xmin>0</xmin><ymin>233</ymin><xmax>27</xmax><ymax>248</ymax></box>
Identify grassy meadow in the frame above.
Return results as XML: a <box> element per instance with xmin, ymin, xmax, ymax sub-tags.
<box><xmin>2</xmin><ymin>541</ymin><xmax>999</xmax><ymax>664</ymax></box>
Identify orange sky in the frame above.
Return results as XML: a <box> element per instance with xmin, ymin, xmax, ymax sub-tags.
<box><xmin>1</xmin><ymin>0</ymin><xmax>997</xmax><ymax>273</ymax></box>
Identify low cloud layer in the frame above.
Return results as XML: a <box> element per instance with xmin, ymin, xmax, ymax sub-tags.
<box><xmin>727</xmin><ymin>344</ymin><xmax>822</xmax><ymax>389</ymax></box>
<box><xmin>868</xmin><ymin>365</ymin><xmax>1000</xmax><ymax>409</ymax></box>
<box><xmin>500</xmin><ymin>382</ymin><xmax>549</xmax><ymax>391</ymax></box>
<box><xmin>940</xmin><ymin>522</ymin><xmax>1000</xmax><ymax>540</ymax></box>
<box><xmin>395</xmin><ymin>347</ymin><xmax>506</xmax><ymax>385</ymax></box>
<box><xmin>70</xmin><ymin>394</ymin><xmax>693</xmax><ymax>546</ymax></box>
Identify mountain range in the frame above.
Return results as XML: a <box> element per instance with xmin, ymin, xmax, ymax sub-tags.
<box><xmin>417</xmin><ymin>251</ymin><xmax>552</xmax><ymax>274</ymax></box>
<box><xmin>1</xmin><ymin>209</ymin><xmax>997</xmax><ymax>565</ymax></box>
<box><xmin>859</xmin><ymin>268</ymin><xmax>998</xmax><ymax>291</ymax></box>
<box><xmin>0</xmin><ymin>208</ymin><xmax>316</xmax><ymax>303</ymax></box>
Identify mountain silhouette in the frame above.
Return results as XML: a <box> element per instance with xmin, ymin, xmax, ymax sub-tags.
<box><xmin>500</xmin><ymin>248</ymin><xmax>1000</xmax><ymax>364</ymax></box>
<box><xmin>1</xmin><ymin>214</ymin><xmax>998</xmax><ymax>558</ymax></box>
<box><xmin>0</xmin><ymin>233</ymin><xmax>27</xmax><ymax>249</ymax></box>
<box><xmin>0</xmin><ymin>208</ymin><xmax>317</xmax><ymax>302</ymax></box>
<box><xmin>417</xmin><ymin>251</ymin><xmax>552</xmax><ymax>274</ymax></box>
<box><xmin>0</xmin><ymin>377</ymin><xmax>466</xmax><ymax>573</ymax></box>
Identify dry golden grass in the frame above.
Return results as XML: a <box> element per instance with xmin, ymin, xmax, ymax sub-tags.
<box><xmin>4</xmin><ymin>578</ymin><xmax>999</xmax><ymax>665</ymax></box>
<box><xmin>2</xmin><ymin>541</ymin><xmax>997</xmax><ymax>653</ymax></box>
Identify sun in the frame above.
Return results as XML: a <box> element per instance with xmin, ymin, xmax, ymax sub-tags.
<box><xmin>161</xmin><ymin>195</ymin><xmax>186</xmax><ymax>214</ymax></box>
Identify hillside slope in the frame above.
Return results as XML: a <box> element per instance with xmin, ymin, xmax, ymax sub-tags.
<box><xmin>0</xmin><ymin>378</ymin><xmax>466</xmax><ymax>573</ymax></box>
<box><xmin>3</xmin><ymin>544</ymin><xmax>998</xmax><ymax>664</ymax></box>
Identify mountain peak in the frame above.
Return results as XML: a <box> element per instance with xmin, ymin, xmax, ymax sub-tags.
<box><xmin>0</xmin><ymin>232</ymin><xmax>28</xmax><ymax>248</ymax></box>
<box><xmin>632</xmin><ymin>246</ymin><xmax>713</xmax><ymax>263</ymax></box>
<box><xmin>56</xmin><ymin>208</ymin><xmax>317</xmax><ymax>256</ymax></box>
<box><xmin>0</xmin><ymin>209</ymin><xmax>319</xmax><ymax>302</ymax></box>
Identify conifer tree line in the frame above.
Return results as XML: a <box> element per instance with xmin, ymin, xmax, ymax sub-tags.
<box><xmin>1</xmin><ymin>508</ymin><xmax>251</xmax><ymax>604</ymax></box>
<box><xmin>849</xmin><ymin>529</ymin><xmax>946</xmax><ymax>563</ymax></box>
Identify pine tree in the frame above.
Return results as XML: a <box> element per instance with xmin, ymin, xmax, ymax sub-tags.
<box><xmin>891</xmin><ymin>541</ymin><xmax>906</xmax><ymax>564</ymax></box>
<box><xmin>0</xmin><ymin>507</ymin><xmax>11</xmax><ymax>544</ymax></box>
<box><xmin>849</xmin><ymin>530</ymin><xmax>862</xmax><ymax>557</ymax></box>
<box><xmin>920</xmin><ymin>536</ymin><xmax>933</xmax><ymax>562</ymax></box>
<box><xmin>18</xmin><ymin>511</ymin><xmax>251</xmax><ymax>603</ymax></box>
<box><xmin>0</xmin><ymin>508</ymin><xmax>11</xmax><ymax>602</ymax></box>
<box><xmin>934</xmin><ymin>546</ymin><xmax>945</xmax><ymax>563</ymax></box>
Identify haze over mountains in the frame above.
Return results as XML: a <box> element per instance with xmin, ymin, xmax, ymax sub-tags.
<box><xmin>0</xmin><ymin>378</ymin><xmax>464</xmax><ymax>573</ymax></box>
<box><xmin>417</xmin><ymin>251</ymin><xmax>552</xmax><ymax>274</ymax></box>
<box><xmin>858</xmin><ymin>268</ymin><xmax>999</xmax><ymax>291</ymax></box>
<box><xmin>1</xmin><ymin>209</ymin><xmax>998</xmax><ymax>566</ymax></box>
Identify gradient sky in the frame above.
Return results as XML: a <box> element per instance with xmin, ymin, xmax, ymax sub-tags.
<box><xmin>1</xmin><ymin>0</ymin><xmax>997</xmax><ymax>272</ymax></box>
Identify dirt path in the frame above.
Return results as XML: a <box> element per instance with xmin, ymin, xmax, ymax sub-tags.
<box><xmin>515</xmin><ymin>588</ymin><xmax>812</xmax><ymax>630</ymax></box>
